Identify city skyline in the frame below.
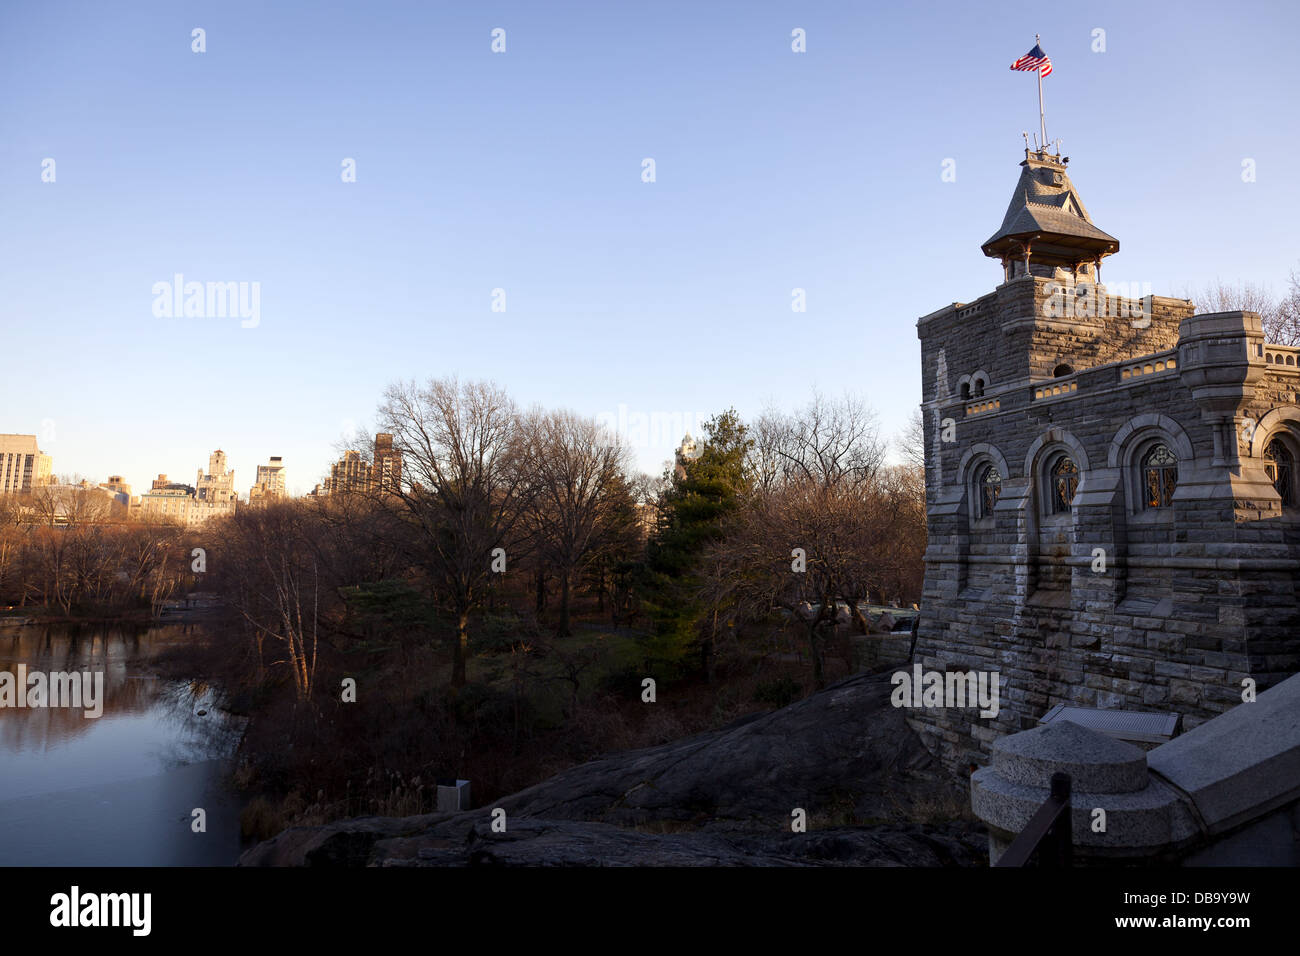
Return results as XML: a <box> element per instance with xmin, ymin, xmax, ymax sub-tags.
<box><xmin>4</xmin><ymin>0</ymin><xmax>1299</xmax><ymax>495</ymax></box>
<box><xmin>1</xmin><ymin>433</ymin><xmax>402</xmax><ymax>508</ymax></box>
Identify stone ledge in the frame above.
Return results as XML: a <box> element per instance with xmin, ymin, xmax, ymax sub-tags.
<box><xmin>1148</xmin><ymin>672</ymin><xmax>1300</xmax><ymax>833</ymax></box>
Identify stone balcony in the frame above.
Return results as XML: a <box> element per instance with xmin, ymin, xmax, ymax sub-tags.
<box><xmin>1265</xmin><ymin>344</ymin><xmax>1300</xmax><ymax>370</ymax></box>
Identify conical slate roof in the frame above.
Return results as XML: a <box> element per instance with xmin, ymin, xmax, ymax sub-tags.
<box><xmin>982</xmin><ymin>150</ymin><xmax>1119</xmax><ymax>267</ymax></box>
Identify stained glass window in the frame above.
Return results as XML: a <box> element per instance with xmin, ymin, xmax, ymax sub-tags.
<box><xmin>1141</xmin><ymin>443</ymin><xmax>1177</xmax><ymax>509</ymax></box>
<box><xmin>1264</xmin><ymin>438</ymin><xmax>1294</xmax><ymax>505</ymax></box>
<box><xmin>978</xmin><ymin>464</ymin><xmax>1002</xmax><ymax>518</ymax></box>
<box><xmin>1050</xmin><ymin>456</ymin><xmax>1078</xmax><ymax>513</ymax></box>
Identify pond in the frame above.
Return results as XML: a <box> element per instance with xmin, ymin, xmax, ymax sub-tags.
<box><xmin>0</xmin><ymin>622</ymin><xmax>245</xmax><ymax>866</ymax></box>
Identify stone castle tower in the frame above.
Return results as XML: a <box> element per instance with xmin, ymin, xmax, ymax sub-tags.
<box><xmin>913</xmin><ymin>146</ymin><xmax>1300</xmax><ymax>774</ymax></box>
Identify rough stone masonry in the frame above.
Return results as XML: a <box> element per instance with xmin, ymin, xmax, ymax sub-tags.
<box><xmin>913</xmin><ymin>146</ymin><xmax>1300</xmax><ymax>775</ymax></box>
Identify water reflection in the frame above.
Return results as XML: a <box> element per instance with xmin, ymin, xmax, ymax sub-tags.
<box><xmin>0</xmin><ymin>623</ymin><xmax>245</xmax><ymax>866</ymax></box>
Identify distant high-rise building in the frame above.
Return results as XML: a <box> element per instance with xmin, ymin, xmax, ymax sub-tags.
<box><xmin>0</xmin><ymin>434</ymin><xmax>53</xmax><ymax>494</ymax></box>
<box><xmin>101</xmin><ymin>475</ymin><xmax>131</xmax><ymax>496</ymax></box>
<box><xmin>98</xmin><ymin>475</ymin><xmax>132</xmax><ymax>508</ymax></box>
<box><xmin>323</xmin><ymin>435</ymin><xmax>403</xmax><ymax>496</ymax></box>
<box><xmin>324</xmin><ymin>449</ymin><xmax>371</xmax><ymax>495</ymax></box>
<box><xmin>259</xmin><ymin>456</ymin><xmax>285</xmax><ymax>494</ymax></box>
<box><xmin>373</xmin><ymin>434</ymin><xmax>402</xmax><ymax>493</ymax></box>
<box><xmin>137</xmin><ymin>482</ymin><xmax>199</xmax><ymax>525</ymax></box>
<box><xmin>140</xmin><ymin>450</ymin><xmax>236</xmax><ymax>525</ymax></box>
<box><xmin>249</xmin><ymin>455</ymin><xmax>287</xmax><ymax>506</ymax></box>
<box><xmin>196</xmin><ymin>449</ymin><xmax>236</xmax><ymax>503</ymax></box>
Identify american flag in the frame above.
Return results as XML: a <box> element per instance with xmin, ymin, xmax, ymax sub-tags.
<box><xmin>1010</xmin><ymin>43</ymin><xmax>1052</xmax><ymax>77</ymax></box>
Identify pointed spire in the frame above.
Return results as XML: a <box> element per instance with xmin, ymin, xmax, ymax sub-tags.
<box><xmin>982</xmin><ymin>149</ymin><xmax>1118</xmax><ymax>277</ymax></box>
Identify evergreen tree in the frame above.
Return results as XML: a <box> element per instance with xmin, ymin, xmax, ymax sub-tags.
<box><xmin>641</xmin><ymin>409</ymin><xmax>751</xmax><ymax>675</ymax></box>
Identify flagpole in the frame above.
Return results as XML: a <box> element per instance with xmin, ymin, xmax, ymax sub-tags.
<box><xmin>1035</xmin><ymin>33</ymin><xmax>1046</xmax><ymax>150</ymax></box>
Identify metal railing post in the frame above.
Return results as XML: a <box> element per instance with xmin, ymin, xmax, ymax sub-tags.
<box><xmin>1044</xmin><ymin>771</ymin><xmax>1073</xmax><ymax>867</ymax></box>
<box><xmin>994</xmin><ymin>771</ymin><xmax>1073</xmax><ymax>867</ymax></box>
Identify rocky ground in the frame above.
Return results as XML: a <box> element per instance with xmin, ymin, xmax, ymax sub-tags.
<box><xmin>240</xmin><ymin>670</ymin><xmax>986</xmax><ymax>866</ymax></box>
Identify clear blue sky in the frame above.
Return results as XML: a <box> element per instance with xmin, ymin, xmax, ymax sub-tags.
<box><xmin>3</xmin><ymin>0</ymin><xmax>1297</xmax><ymax>495</ymax></box>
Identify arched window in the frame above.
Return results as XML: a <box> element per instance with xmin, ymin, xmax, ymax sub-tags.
<box><xmin>960</xmin><ymin>382</ymin><xmax>971</xmax><ymax>400</ymax></box>
<box><xmin>971</xmin><ymin>378</ymin><xmax>985</xmax><ymax>398</ymax></box>
<box><xmin>1140</xmin><ymin>443</ymin><xmax>1178</xmax><ymax>509</ymax></box>
<box><xmin>1048</xmin><ymin>455</ymin><xmax>1078</xmax><ymax>513</ymax></box>
<box><xmin>976</xmin><ymin>463</ymin><xmax>1002</xmax><ymax>518</ymax></box>
<box><xmin>1264</xmin><ymin>438</ymin><xmax>1294</xmax><ymax>505</ymax></box>
<box><xmin>1054</xmin><ymin>363</ymin><xmax>1074</xmax><ymax>378</ymax></box>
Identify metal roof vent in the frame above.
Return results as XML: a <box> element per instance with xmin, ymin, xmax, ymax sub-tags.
<box><xmin>1038</xmin><ymin>705</ymin><xmax>1180</xmax><ymax>744</ymax></box>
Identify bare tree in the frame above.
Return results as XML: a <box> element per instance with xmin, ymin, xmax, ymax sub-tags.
<box><xmin>304</xmin><ymin>491</ymin><xmax>410</xmax><ymax>607</ymax></box>
<box><xmin>700</xmin><ymin>484</ymin><xmax>842</xmax><ymax>689</ymax></box>
<box><xmin>746</xmin><ymin>409</ymin><xmax>788</xmax><ymax>498</ymax></box>
<box><xmin>378</xmin><ymin>377</ymin><xmax>534</xmax><ymax>688</ymax></box>
<box><xmin>29</xmin><ymin>477</ymin><xmax>113</xmax><ymax>528</ymax></box>
<box><xmin>0</xmin><ymin>496</ymin><xmax>29</xmax><ymax>604</ymax></box>
<box><xmin>897</xmin><ymin>408</ymin><xmax>926</xmax><ymax>471</ymax></box>
<box><xmin>870</xmin><ymin>463</ymin><xmax>928</xmax><ymax>605</ymax></box>
<box><xmin>704</xmin><ymin>393</ymin><xmax>916</xmax><ymax>688</ymax></box>
<box><xmin>144</xmin><ymin>540</ymin><xmax>185</xmax><ymax>619</ymax></box>
<box><xmin>524</xmin><ymin>409</ymin><xmax>633</xmax><ymax>636</ymax></box>
<box><xmin>217</xmin><ymin>504</ymin><xmax>321</xmax><ymax>702</ymax></box>
<box><xmin>23</xmin><ymin>479</ymin><xmax>117</xmax><ymax>612</ymax></box>
<box><xmin>1186</xmin><ymin>274</ymin><xmax>1300</xmax><ymax>346</ymax></box>
<box><xmin>1284</xmin><ymin>271</ymin><xmax>1300</xmax><ymax>345</ymax></box>
<box><xmin>757</xmin><ymin>391</ymin><xmax>884</xmax><ymax>493</ymax></box>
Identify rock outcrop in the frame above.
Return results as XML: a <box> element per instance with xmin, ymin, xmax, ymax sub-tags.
<box><xmin>241</xmin><ymin>671</ymin><xmax>982</xmax><ymax>866</ymax></box>
<box><xmin>489</xmin><ymin>670</ymin><xmax>959</xmax><ymax>826</ymax></box>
